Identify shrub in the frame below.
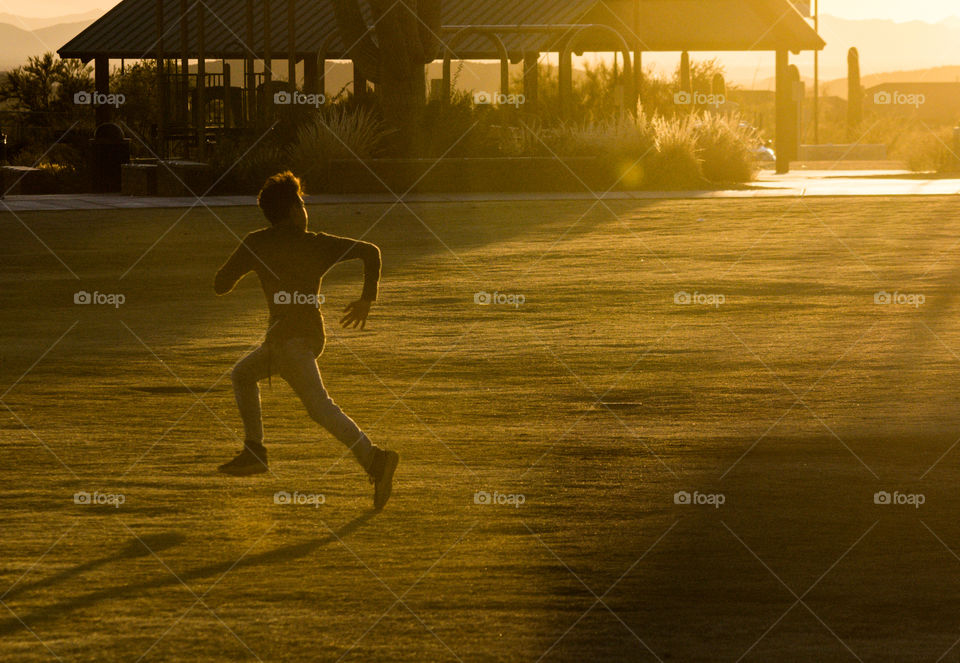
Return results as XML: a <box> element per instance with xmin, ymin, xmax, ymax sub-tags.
<box><xmin>209</xmin><ymin>105</ymin><xmax>388</xmax><ymax>193</ymax></box>
<box><xmin>10</xmin><ymin>143</ymin><xmax>87</xmax><ymax>193</ymax></box>
<box><xmin>693</xmin><ymin>113</ymin><xmax>757</xmax><ymax>184</ymax></box>
<box><xmin>288</xmin><ymin>106</ymin><xmax>388</xmax><ymax>187</ymax></box>
<box><xmin>562</xmin><ymin>114</ymin><xmax>654</xmax><ymax>187</ymax></box>
<box><xmin>895</xmin><ymin>128</ymin><xmax>959</xmax><ymax>173</ymax></box>
<box><xmin>207</xmin><ymin>135</ymin><xmax>289</xmax><ymax>194</ymax></box>
<box><xmin>645</xmin><ymin>115</ymin><xmax>704</xmax><ymax>189</ymax></box>
<box><xmin>422</xmin><ymin>89</ymin><xmax>510</xmax><ymax>158</ymax></box>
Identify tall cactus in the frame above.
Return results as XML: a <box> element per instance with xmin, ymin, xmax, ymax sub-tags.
<box><xmin>680</xmin><ymin>51</ymin><xmax>691</xmax><ymax>93</ymax></box>
<box><xmin>332</xmin><ymin>0</ymin><xmax>441</xmax><ymax>155</ymax></box>
<box><xmin>847</xmin><ymin>47</ymin><xmax>862</xmax><ymax>141</ymax></box>
<box><xmin>712</xmin><ymin>72</ymin><xmax>726</xmax><ymax>103</ymax></box>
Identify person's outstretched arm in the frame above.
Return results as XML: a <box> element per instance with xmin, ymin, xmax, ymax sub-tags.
<box><xmin>321</xmin><ymin>234</ymin><xmax>382</xmax><ymax>329</ymax></box>
<box><xmin>214</xmin><ymin>238</ymin><xmax>256</xmax><ymax>295</ymax></box>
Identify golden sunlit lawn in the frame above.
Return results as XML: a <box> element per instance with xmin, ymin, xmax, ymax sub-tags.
<box><xmin>3</xmin><ymin>195</ymin><xmax>960</xmax><ymax>661</ymax></box>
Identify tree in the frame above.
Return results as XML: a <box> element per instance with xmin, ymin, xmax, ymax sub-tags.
<box><xmin>58</xmin><ymin>58</ymin><xmax>95</xmax><ymax>108</ymax></box>
<box><xmin>0</xmin><ymin>52</ymin><xmax>92</xmax><ymax>121</ymax></box>
<box><xmin>332</xmin><ymin>0</ymin><xmax>441</xmax><ymax>155</ymax></box>
<box><xmin>111</xmin><ymin>61</ymin><xmax>161</xmax><ymax>142</ymax></box>
<box><xmin>1</xmin><ymin>53</ymin><xmax>61</xmax><ymax>114</ymax></box>
<box><xmin>673</xmin><ymin>58</ymin><xmax>726</xmax><ymax>96</ymax></box>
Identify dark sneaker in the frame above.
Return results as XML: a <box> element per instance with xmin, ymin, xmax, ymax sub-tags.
<box><xmin>367</xmin><ymin>449</ymin><xmax>399</xmax><ymax>510</ymax></box>
<box><xmin>218</xmin><ymin>445</ymin><xmax>269</xmax><ymax>476</ymax></box>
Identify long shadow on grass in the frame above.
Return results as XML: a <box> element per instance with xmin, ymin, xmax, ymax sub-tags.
<box><xmin>1</xmin><ymin>533</ymin><xmax>186</xmax><ymax>603</ymax></box>
<box><xmin>0</xmin><ymin>511</ymin><xmax>375</xmax><ymax>636</ymax></box>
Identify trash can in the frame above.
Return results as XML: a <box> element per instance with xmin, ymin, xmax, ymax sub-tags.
<box><xmin>89</xmin><ymin>123</ymin><xmax>131</xmax><ymax>193</ymax></box>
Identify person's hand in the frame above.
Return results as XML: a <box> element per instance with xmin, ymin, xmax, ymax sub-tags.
<box><xmin>340</xmin><ymin>299</ymin><xmax>371</xmax><ymax>329</ymax></box>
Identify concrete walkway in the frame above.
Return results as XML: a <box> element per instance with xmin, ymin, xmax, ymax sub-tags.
<box><xmin>2</xmin><ymin>169</ymin><xmax>958</xmax><ymax>213</ymax></box>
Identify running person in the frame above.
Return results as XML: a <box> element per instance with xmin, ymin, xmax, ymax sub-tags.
<box><xmin>213</xmin><ymin>171</ymin><xmax>398</xmax><ymax>510</ymax></box>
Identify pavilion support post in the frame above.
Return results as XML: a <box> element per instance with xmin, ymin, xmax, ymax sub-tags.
<box><xmin>287</xmin><ymin>0</ymin><xmax>297</xmax><ymax>91</ymax></box>
<box><xmin>499</xmin><ymin>54</ymin><xmax>509</xmax><ymax>99</ymax></box>
<box><xmin>813</xmin><ymin>0</ymin><xmax>820</xmax><ymax>144</ymax></box>
<box><xmin>775</xmin><ymin>49</ymin><xmax>790</xmax><ymax>174</ymax></box>
<box><xmin>156</xmin><ymin>0</ymin><xmax>167</xmax><ymax>156</ymax></box>
<box><xmin>559</xmin><ymin>48</ymin><xmax>572</xmax><ymax>118</ymax></box>
<box><xmin>353</xmin><ymin>61</ymin><xmax>367</xmax><ymax>98</ymax></box>
<box><xmin>318</xmin><ymin>55</ymin><xmax>328</xmax><ymax>99</ymax></box>
<box><xmin>264</xmin><ymin>0</ymin><xmax>273</xmax><ymax>119</ymax></box>
<box><xmin>95</xmin><ymin>57</ymin><xmax>111</xmax><ymax>126</ymax></box>
<box><xmin>633</xmin><ymin>0</ymin><xmax>642</xmax><ymax>111</ymax></box>
<box><xmin>441</xmin><ymin>57</ymin><xmax>451</xmax><ymax>102</ymax></box>
<box><xmin>223</xmin><ymin>61</ymin><xmax>233</xmax><ymax>129</ymax></box>
<box><xmin>304</xmin><ymin>55</ymin><xmax>319</xmax><ymax>95</ymax></box>
<box><xmin>522</xmin><ymin>52</ymin><xmax>539</xmax><ymax>111</ymax></box>
<box><xmin>245</xmin><ymin>0</ymin><xmax>255</xmax><ymax>127</ymax></box>
<box><xmin>180</xmin><ymin>0</ymin><xmax>189</xmax><ymax>143</ymax></box>
<box><xmin>196</xmin><ymin>2</ymin><xmax>206</xmax><ymax>160</ymax></box>
<box><xmin>634</xmin><ymin>50</ymin><xmax>642</xmax><ymax>111</ymax></box>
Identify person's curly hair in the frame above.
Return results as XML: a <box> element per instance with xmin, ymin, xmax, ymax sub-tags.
<box><xmin>258</xmin><ymin>171</ymin><xmax>303</xmax><ymax>224</ymax></box>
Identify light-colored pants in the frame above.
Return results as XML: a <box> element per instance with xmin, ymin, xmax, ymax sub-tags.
<box><xmin>231</xmin><ymin>337</ymin><xmax>375</xmax><ymax>470</ymax></box>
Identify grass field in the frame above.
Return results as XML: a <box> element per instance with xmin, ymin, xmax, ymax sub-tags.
<box><xmin>3</xmin><ymin>195</ymin><xmax>960</xmax><ymax>661</ymax></box>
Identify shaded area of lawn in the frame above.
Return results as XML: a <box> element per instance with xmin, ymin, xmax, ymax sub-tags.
<box><xmin>2</xmin><ymin>195</ymin><xmax>960</xmax><ymax>661</ymax></box>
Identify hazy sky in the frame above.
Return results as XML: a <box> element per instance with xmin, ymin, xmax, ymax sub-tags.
<box><xmin>1</xmin><ymin>0</ymin><xmax>958</xmax><ymax>23</ymax></box>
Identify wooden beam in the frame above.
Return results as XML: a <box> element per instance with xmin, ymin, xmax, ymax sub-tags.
<box><xmin>197</xmin><ymin>1</ymin><xmax>206</xmax><ymax>159</ymax></box>
<box><xmin>156</xmin><ymin>0</ymin><xmax>167</xmax><ymax>155</ymax></box>
<box><xmin>264</xmin><ymin>0</ymin><xmax>273</xmax><ymax>118</ymax></box>
<box><xmin>523</xmin><ymin>52</ymin><xmax>538</xmax><ymax>111</ymax></box>
<box><xmin>288</xmin><ymin>0</ymin><xmax>296</xmax><ymax>91</ymax></box>
<box><xmin>775</xmin><ymin>49</ymin><xmax>790</xmax><ymax>174</ymax></box>
<box><xmin>634</xmin><ymin>50</ymin><xmax>642</xmax><ymax>110</ymax></box>
<box><xmin>353</xmin><ymin>60</ymin><xmax>366</xmax><ymax>98</ymax></box>
<box><xmin>304</xmin><ymin>55</ymin><xmax>319</xmax><ymax>95</ymax></box>
<box><xmin>318</xmin><ymin>55</ymin><xmax>327</xmax><ymax>99</ymax></box>
<box><xmin>246</xmin><ymin>0</ymin><xmax>255</xmax><ymax>127</ymax></box>
<box><xmin>180</xmin><ymin>0</ymin><xmax>189</xmax><ymax>137</ymax></box>
<box><xmin>223</xmin><ymin>61</ymin><xmax>232</xmax><ymax>129</ymax></box>
<box><xmin>559</xmin><ymin>48</ymin><xmax>572</xmax><ymax>118</ymax></box>
<box><xmin>633</xmin><ymin>0</ymin><xmax>642</xmax><ymax>111</ymax></box>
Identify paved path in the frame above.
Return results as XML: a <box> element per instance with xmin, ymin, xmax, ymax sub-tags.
<box><xmin>2</xmin><ymin>169</ymin><xmax>958</xmax><ymax>213</ymax></box>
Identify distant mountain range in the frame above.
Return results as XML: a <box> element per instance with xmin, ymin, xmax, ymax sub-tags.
<box><xmin>0</xmin><ymin>9</ymin><xmax>103</xmax><ymax>31</ymax></box>
<box><xmin>0</xmin><ymin>20</ymin><xmax>95</xmax><ymax>70</ymax></box>
<box><xmin>2</xmin><ymin>8</ymin><xmax>960</xmax><ymax>93</ymax></box>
